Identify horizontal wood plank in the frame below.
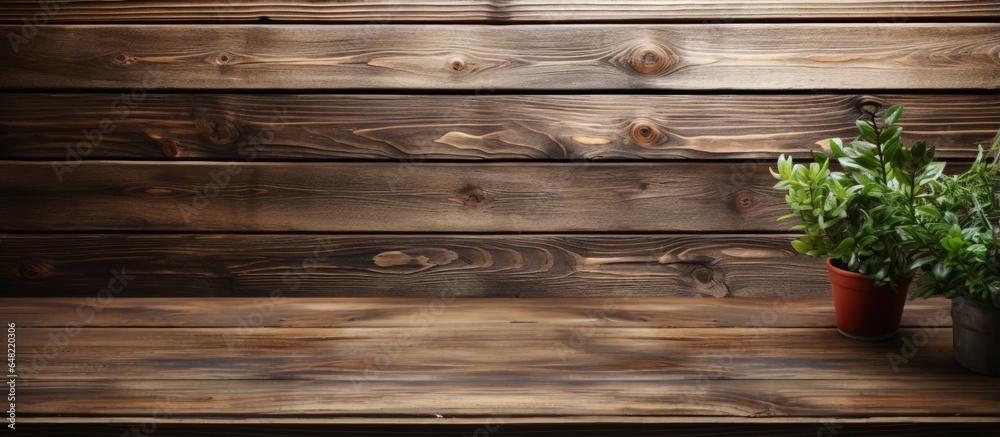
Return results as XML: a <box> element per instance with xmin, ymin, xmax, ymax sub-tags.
<box><xmin>0</xmin><ymin>234</ymin><xmax>828</xmax><ymax>297</ymax></box>
<box><xmin>19</xmin><ymin>377</ymin><xmax>999</xmax><ymax>417</ymax></box>
<box><xmin>0</xmin><ymin>1</ymin><xmax>998</xmax><ymax>23</ymax></box>
<box><xmin>0</xmin><ymin>162</ymin><xmax>789</xmax><ymax>232</ymax></box>
<box><xmin>3</xmin><ymin>297</ymin><xmax>984</xmax><ymax>422</ymax></box>
<box><xmin>2</xmin><ymin>297</ymin><xmax>948</xmax><ymax>328</ymax></box>
<box><xmin>19</xmin><ymin>360</ymin><xmax>1000</xmax><ymax>422</ymax></box>
<box><xmin>11</xmin><ymin>423</ymin><xmax>1000</xmax><ymax>437</ymax></box>
<box><xmin>12</xmin><ymin>326</ymin><xmax>959</xmax><ymax>380</ymax></box>
<box><xmin>2</xmin><ymin>24</ymin><xmax>998</xmax><ymax>90</ymax></box>
<box><xmin>2</xmin><ymin>94</ymin><xmax>997</xmax><ymax>160</ymax></box>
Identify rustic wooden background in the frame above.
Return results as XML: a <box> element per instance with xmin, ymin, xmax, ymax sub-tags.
<box><xmin>1</xmin><ymin>1</ymin><xmax>998</xmax><ymax>298</ymax></box>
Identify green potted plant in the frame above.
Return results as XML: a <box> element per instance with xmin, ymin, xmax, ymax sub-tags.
<box><xmin>771</xmin><ymin>105</ymin><xmax>945</xmax><ymax>340</ymax></box>
<box><xmin>901</xmin><ymin>129</ymin><xmax>1000</xmax><ymax>376</ymax></box>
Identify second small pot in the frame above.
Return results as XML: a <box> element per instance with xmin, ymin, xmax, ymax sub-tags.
<box><xmin>826</xmin><ymin>258</ymin><xmax>911</xmax><ymax>341</ymax></box>
<box><xmin>952</xmin><ymin>294</ymin><xmax>1000</xmax><ymax>377</ymax></box>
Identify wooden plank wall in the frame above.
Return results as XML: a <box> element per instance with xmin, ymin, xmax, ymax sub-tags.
<box><xmin>0</xmin><ymin>1</ymin><xmax>999</xmax><ymax>298</ymax></box>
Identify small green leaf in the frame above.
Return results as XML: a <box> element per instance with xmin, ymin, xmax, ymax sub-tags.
<box><xmin>830</xmin><ymin>138</ymin><xmax>845</xmax><ymax>157</ymax></box>
<box><xmin>856</xmin><ymin>120</ymin><xmax>878</xmax><ymax>143</ymax></box>
<box><xmin>967</xmin><ymin>244</ymin><xmax>987</xmax><ymax>255</ymax></box>
<box><xmin>909</xmin><ymin>256</ymin><xmax>935</xmax><ymax>270</ymax></box>
<box><xmin>883</xmin><ymin>105</ymin><xmax>903</xmax><ymax>126</ymax></box>
<box><xmin>879</xmin><ymin>126</ymin><xmax>903</xmax><ymax>144</ymax></box>
<box><xmin>830</xmin><ymin>237</ymin><xmax>855</xmax><ymax>258</ymax></box>
<box><xmin>812</xmin><ymin>151</ymin><xmax>830</xmax><ymax>164</ymax></box>
<box><xmin>932</xmin><ymin>263</ymin><xmax>951</xmax><ymax>280</ymax></box>
<box><xmin>790</xmin><ymin>239</ymin><xmax>812</xmax><ymax>255</ymax></box>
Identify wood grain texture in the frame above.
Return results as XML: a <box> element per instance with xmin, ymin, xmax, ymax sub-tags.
<box><xmin>12</xmin><ymin>326</ymin><xmax>961</xmax><ymax>380</ymax></box>
<box><xmin>0</xmin><ymin>234</ymin><xmax>827</xmax><ymax>298</ymax></box>
<box><xmin>0</xmin><ymin>297</ymin><xmax>982</xmax><ymax>427</ymax></box>
<box><xmin>2</xmin><ymin>93</ymin><xmax>998</xmax><ymax>160</ymax></box>
<box><xmin>0</xmin><ymin>162</ymin><xmax>789</xmax><ymax>232</ymax></box>
<box><xmin>2</xmin><ymin>297</ymin><xmax>948</xmax><ymax>328</ymax></box>
<box><xmin>2</xmin><ymin>24</ymin><xmax>999</xmax><ymax>90</ymax></box>
<box><xmin>11</xmin><ymin>423</ymin><xmax>1000</xmax><ymax>437</ymax></box>
<box><xmin>16</xmin><ymin>376</ymin><xmax>998</xmax><ymax>416</ymax></box>
<box><xmin>0</xmin><ymin>1</ymin><xmax>998</xmax><ymax>23</ymax></box>
<box><xmin>0</xmin><ymin>235</ymin><xmax>829</xmax><ymax>297</ymax></box>
<box><xmin>3</xmin><ymin>297</ymin><xmax>992</xmax><ymax>419</ymax></box>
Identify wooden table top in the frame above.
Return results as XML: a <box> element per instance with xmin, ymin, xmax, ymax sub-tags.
<box><xmin>3</xmin><ymin>297</ymin><xmax>998</xmax><ymax>433</ymax></box>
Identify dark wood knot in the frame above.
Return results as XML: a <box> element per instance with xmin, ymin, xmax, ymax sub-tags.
<box><xmin>112</xmin><ymin>53</ymin><xmax>137</xmax><ymax>65</ymax></box>
<box><xmin>735</xmin><ymin>191</ymin><xmax>757</xmax><ymax>213</ymax></box>
<box><xmin>124</xmin><ymin>185</ymin><xmax>191</xmax><ymax>198</ymax></box>
<box><xmin>693</xmin><ymin>267</ymin><xmax>714</xmax><ymax>284</ymax></box>
<box><xmin>13</xmin><ymin>262</ymin><xmax>53</xmax><ymax>280</ymax></box>
<box><xmin>630</xmin><ymin>45</ymin><xmax>676</xmax><ymax>75</ymax></box>
<box><xmin>161</xmin><ymin>141</ymin><xmax>181</xmax><ymax>158</ymax></box>
<box><xmin>214</xmin><ymin>52</ymin><xmax>234</xmax><ymax>65</ymax></box>
<box><xmin>449</xmin><ymin>57</ymin><xmax>466</xmax><ymax>72</ymax></box>
<box><xmin>196</xmin><ymin>118</ymin><xmax>241</xmax><ymax>145</ymax></box>
<box><xmin>629</xmin><ymin>122</ymin><xmax>664</xmax><ymax>148</ymax></box>
<box><xmin>854</xmin><ymin>96</ymin><xmax>889</xmax><ymax>118</ymax></box>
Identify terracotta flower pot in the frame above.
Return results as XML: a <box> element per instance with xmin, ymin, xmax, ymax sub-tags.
<box><xmin>826</xmin><ymin>258</ymin><xmax>911</xmax><ymax>341</ymax></box>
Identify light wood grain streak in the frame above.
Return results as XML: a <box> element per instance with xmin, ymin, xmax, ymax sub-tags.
<box><xmin>1</xmin><ymin>25</ymin><xmax>998</xmax><ymax>90</ymax></box>
<box><xmin>1</xmin><ymin>94</ymin><xmax>998</xmax><ymax>160</ymax></box>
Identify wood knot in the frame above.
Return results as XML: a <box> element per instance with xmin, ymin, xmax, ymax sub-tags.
<box><xmin>987</xmin><ymin>45</ymin><xmax>1000</xmax><ymax>65</ymax></box>
<box><xmin>124</xmin><ymin>185</ymin><xmax>190</xmax><ymax>198</ymax></box>
<box><xmin>144</xmin><ymin>187</ymin><xmax>175</xmax><ymax>196</ymax></box>
<box><xmin>373</xmin><ymin>249</ymin><xmax>460</xmax><ymax>269</ymax></box>
<box><xmin>112</xmin><ymin>53</ymin><xmax>137</xmax><ymax>65</ymax></box>
<box><xmin>629</xmin><ymin>121</ymin><xmax>665</xmax><ymax>148</ymax></box>
<box><xmin>449</xmin><ymin>185</ymin><xmax>485</xmax><ymax>208</ymax></box>
<box><xmin>462</xmin><ymin>194</ymin><xmax>482</xmax><ymax>207</ymax></box>
<box><xmin>735</xmin><ymin>191</ymin><xmax>757</xmax><ymax>213</ymax></box>
<box><xmin>196</xmin><ymin>118</ymin><xmax>241</xmax><ymax>145</ymax></box>
<box><xmin>13</xmin><ymin>262</ymin><xmax>53</xmax><ymax>280</ymax></box>
<box><xmin>214</xmin><ymin>52</ymin><xmax>235</xmax><ymax>65</ymax></box>
<box><xmin>449</xmin><ymin>189</ymin><xmax>484</xmax><ymax>208</ymax></box>
<box><xmin>449</xmin><ymin>57</ymin><xmax>466</xmax><ymax>72</ymax></box>
<box><xmin>854</xmin><ymin>96</ymin><xmax>889</xmax><ymax>118</ymax></box>
<box><xmin>693</xmin><ymin>267</ymin><xmax>714</xmax><ymax>284</ymax></box>
<box><xmin>161</xmin><ymin>141</ymin><xmax>181</xmax><ymax>158</ymax></box>
<box><xmin>630</xmin><ymin>45</ymin><xmax>676</xmax><ymax>75</ymax></box>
